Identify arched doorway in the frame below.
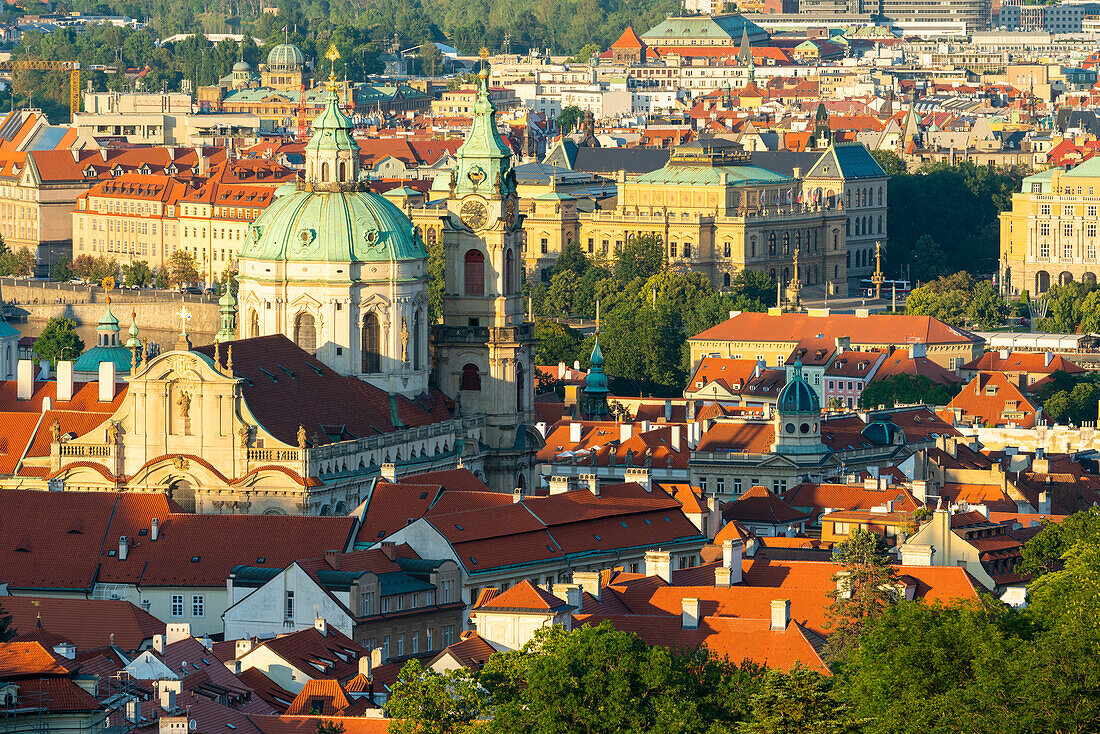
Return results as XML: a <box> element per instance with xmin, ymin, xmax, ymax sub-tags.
<box><xmin>294</xmin><ymin>313</ymin><xmax>317</xmax><ymax>354</ymax></box>
<box><xmin>1059</xmin><ymin>271</ymin><xmax>1074</xmax><ymax>286</ymax></box>
<box><xmin>1036</xmin><ymin>270</ymin><xmax>1051</xmax><ymax>293</ymax></box>
<box><xmin>169</xmin><ymin>479</ymin><xmax>196</xmax><ymax>513</ymax></box>
<box><xmin>361</xmin><ymin>313</ymin><xmax>380</xmax><ymax>373</ymax></box>
<box><xmin>1084</xmin><ymin>271</ymin><xmax>1097</xmax><ymax>285</ymax></box>
<box><xmin>723</xmin><ymin>272</ymin><xmax>731</xmax><ymax>288</ymax></box>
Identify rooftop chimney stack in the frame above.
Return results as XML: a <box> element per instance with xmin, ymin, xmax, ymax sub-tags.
<box><xmin>569</xmin><ymin>421</ymin><xmax>582</xmax><ymax>443</ymax></box>
<box><xmin>118</xmin><ymin>536</ymin><xmax>128</xmax><ymax>561</ymax></box>
<box><xmin>553</xmin><ymin>583</ymin><xmax>584</xmax><ymax>611</ymax></box>
<box><xmin>619</xmin><ymin>423</ymin><xmax>633</xmax><ymax>443</ymax></box>
<box><xmin>380</xmin><ymin>463</ymin><xmax>397</xmax><ymax>482</ymax></box>
<box><xmin>56</xmin><ymin>360</ymin><xmax>73</xmax><ymax>402</ymax></box>
<box><xmin>16</xmin><ymin>360</ymin><xmax>33</xmax><ymax>400</ymax></box>
<box><xmin>682</xmin><ymin>597</ymin><xmax>700</xmax><ymax>629</ymax></box>
<box><xmin>150</xmin><ymin>517</ymin><xmax>159</xmax><ymax>542</ymax></box>
<box><xmin>152</xmin><ymin>634</ymin><xmax>165</xmax><ymax>654</ymax></box>
<box><xmin>624</xmin><ymin>467</ymin><xmax>652</xmax><ymax>492</ymax></box>
<box><xmin>549</xmin><ymin>476</ymin><xmax>574</xmax><ymax>495</ymax></box>
<box><xmin>235</xmin><ymin>639</ymin><xmax>252</xmax><ymax>658</ymax></box>
<box><xmin>580</xmin><ymin>473</ymin><xmax>600</xmax><ymax>497</ymax></box>
<box><xmin>314</xmin><ymin>617</ymin><xmax>327</xmax><ymax>635</ymax></box>
<box><xmin>98</xmin><ymin>361</ymin><xmax>116</xmax><ymax>402</ymax></box>
<box><xmin>645</xmin><ymin>549</ymin><xmax>672</xmax><ymax>583</ymax></box>
<box><xmin>324</xmin><ymin>549</ymin><xmax>340</xmax><ymax>569</ymax></box>
<box><xmin>722</xmin><ymin>539</ymin><xmax>743</xmax><ymax>585</ymax></box>
<box><xmin>572</xmin><ymin>570</ymin><xmax>601</xmax><ymax>601</ymax></box>
<box><xmin>359</xmin><ymin>654</ymin><xmax>372</xmax><ymax>679</ymax></box>
<box><xmin>770</xmin><ymin>599</ymin><xmax>790</xmax><ymax>631</ymax></box>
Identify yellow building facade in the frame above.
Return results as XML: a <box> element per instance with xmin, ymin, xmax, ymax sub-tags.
<box><xmin>518</xmin><ymin>139</ymin><xmax>850</xmax><ymax>292</ymax></box>
<box><xmin>999</xmin><ymin>156</ymin><xmax>1100</xmax><ymax>295</ymax></box>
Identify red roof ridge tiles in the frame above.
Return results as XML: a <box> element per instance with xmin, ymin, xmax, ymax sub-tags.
<box><xmin>474</xmin><ymin>580</ymin><xmax>570</xmax><ymax>612</ymax></box>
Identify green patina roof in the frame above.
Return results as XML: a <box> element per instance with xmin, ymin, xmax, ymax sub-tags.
<box><xmin>240</xmin><ymin>185</ymin><xmax>426</xmax><ymax>263</ymax></box>
<box><xmin>73</xmin><ymin>345</ymin><xmax>131</xmax><ymax>374</ymax></box>
<box><xmin>777</xmin><ymin>361</ymin><xmax>819</xmax><ymax>414</ymax></box>
<box><xmin>635</xmin><ymin>164</ymin><xmax>788</xmax><ymax>186</ymax></box>
<box><xmin>1022</xmin><ymin>167</ymin><xmax>1055</xmax><ymax>193</ymax></box>
<box><xmin>640</xmin><ymin>14</ymin><xmax>765</xmax><ymax>41</ymax></box>
<box><xmin>1063</xmin><ymin>156</ymin><xmax>1100</xmax><ymax>178</ymax></box>
<box><xmin>305</xmin><ymin>86</ymin><xmax>357</xmax><ymax>155</ymax></box>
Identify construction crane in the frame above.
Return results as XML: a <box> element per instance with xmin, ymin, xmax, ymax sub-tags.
<box><xmin>0</xmin><ymin>58</ymin><xmax>81</xmax><ymax>122</ymax></box>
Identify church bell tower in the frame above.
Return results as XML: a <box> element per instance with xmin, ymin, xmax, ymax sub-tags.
<box><xmin>432</xmin><ymin>49</ymin><xmax>538</xmax><ymax>492</ymax></box>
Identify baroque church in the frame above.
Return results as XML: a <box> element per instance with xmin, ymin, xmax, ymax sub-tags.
<box><xmin>0</xmin><ymin>54</ymin><xmax>540</xmax><ymax>514</ymax></box>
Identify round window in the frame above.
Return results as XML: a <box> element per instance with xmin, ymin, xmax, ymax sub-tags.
<box><xmin>785</xmin><ymin>423</ymin><xmax>796</xmax><ymax>434</ymax></box>
<box><xmin>800</xmin><ymin>423</ymin><xmax>810</xmax><ymax>434</ymax></box>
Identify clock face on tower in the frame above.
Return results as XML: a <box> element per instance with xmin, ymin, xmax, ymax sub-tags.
<box><xmin>460</xmin><ymin>198</ymin><xmax>488</xmax><ymax>230</ymax></box>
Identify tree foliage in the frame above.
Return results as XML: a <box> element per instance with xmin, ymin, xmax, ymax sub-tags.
<box><xmin>387</xmin><ymin>658</ymin><xmax>486</xmax><ymax>734</ymax></box>
<box><xmin>904</xmin><ymin>272</ymin><xmax>1007</xmax><ymax>328</ymax></box>
<box><xmin>823</xmin><ymin>529</ymin><xmax>899</xmax><ymax>662</ymax></box>
<box><xmin>121</xmin><ymin>260</ymin><xmax>153</xmax><ymax>288</ymax></box>
<box><xmin>741</xmin><ymin>666</ymin><xmax>865</xmax><ymax>734</ymax></box>
<box><xmin>556</xmin><ymin>104</ymin><xmax>584</xmax><ymax>133</ymax></box>
<box><xmin>858</xmin><ymin>373</ymin><xmax>959</xmax><ymax>409</ymax></box>
<box><xmin>166</xmin><ymin>250</ymin><xmax>200</xmax><ymax>288</ymax></box>
<box><xmin>33</xmin><ymin>316</ymin><xmax>84</xmax><ymax>365</ymax></box>
<box><xmin>533</xmin><ymin>319</ymin><xmax>584</xmax><ymax>369</ymax></box>
<box><xmin>1021</xmin><ymin>506</ymin><xmax>1100</xmax><ymax>577</ymax></box>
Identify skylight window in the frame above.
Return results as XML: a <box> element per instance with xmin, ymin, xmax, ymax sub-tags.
<box><xmin>191</xmin><ymin>556</ymin><xmax>201</xmax><ymax>563</ymax></box>
<box><xmin>454</xmin><ymin>524</ymin><xmax>464</xmax><ymax>531</ymax></box>
<box><xmin>469</xmin><ymin>557</ymin><xmax>478</xmax><ymax>565</ymax></box>
<box><xmin>593</xmin><ymin>534</ymin><xmax>602</xmax><ymax>541</ymax></box>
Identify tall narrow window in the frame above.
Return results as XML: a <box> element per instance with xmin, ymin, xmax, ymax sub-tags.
<box><xmin>413</xmin><ymin>310</ymin><xmax>423</xmax><ymax>370</ymax></box>
<box><xmin>464</xmin><ymin>250</ymin><xmax>485</xmax><ymax>296</ymax></box>
<box><xmin>505</xmin><ymin>248</ymin><xmax>515</xmax><ymax>294</ymax></box>
<box><xmin>461</xmin><ymin>363</ymin><xmax>481</xmax><ymax>391</ymax></box>
<box><xmin>362</xmin><ymin>313</ymin><xmax>380</xmax><ymax>373</ymax></box>
<box><xmin>294</xmin><ymin>313</ymin><xmax>316</xmax><ymax>354</ymax></box>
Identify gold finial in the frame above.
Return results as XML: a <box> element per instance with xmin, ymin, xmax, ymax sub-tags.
<box><xmin>479</xmin><ymin>47</ymin><xmax>489</xmax><ymax>60</ymax></box>
<box><xmin>478</xmin><ymin>47</ymin><xmax>490</xmax><ymax>81</ymax></box>
<box><xmin>325</xmin><ymin>43</ymin><xmax>340</xmax><ymax>92</ymax></box>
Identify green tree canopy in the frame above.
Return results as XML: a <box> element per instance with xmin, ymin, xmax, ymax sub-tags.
<box><xmin>904</xmin><ymin>272</ymin><xmax>1006</xmax><ymax>328</ymax></box>
<box><xmin>823</xmin><ymin>528</ymin><xmax>899</xmax><ymax>662</ymax></box>
<box><xmin>858</xmin><ymin>373</ymin><xmax>959</xmax><ymax>409</ymax></box>
<box><xmin>33</xmin><ymin>317</ymin><xmax>84</xmax><ymax>365</ymax></box>
<box><xmin>1021</xmin><ymin>506</ymin><xmax>1100</xmax><ymax>576</ymax></box>
<box><xmin>387</xmin><ymin>658</ymin><xmax>486</xmax><ymax>734</ymax></box>
<box><xmin>166</xmin><ymin>250</ymin><xmax>201</xmax><ymax>288</ymax></box>
<box><xmin>555</xmin><ymin>105</ymin><xmax>584</xmax><ymax>133</ymax></box>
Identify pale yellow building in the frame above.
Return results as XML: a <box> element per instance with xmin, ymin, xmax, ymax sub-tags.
<box><xmin>515</xmin><ymin>138</ymin><xmax>850</xmax><ymax>292</ymax></box>
<box><xmin>72</xmin><ymin>173</ymin><xmax>187</xmax><ymax>271</ymax></box>
<box><xmin>999</xmin><ymin>156</ymin><xmax>1100</xmax><ymax>295</ymax></box>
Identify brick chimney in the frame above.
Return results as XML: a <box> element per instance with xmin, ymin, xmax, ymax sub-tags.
<box><xmin>325</xmin><ymin>550</ymin><xmax>340</xmax><ymax>569</ymax></box>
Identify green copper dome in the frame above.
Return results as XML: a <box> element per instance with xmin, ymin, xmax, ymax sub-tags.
<box><xmin>240</xmin><ymin>185</ymin><xmax>426</xmax><ymax>263</ymax></box>
<box><xmin>777</xmin><ymin>360</ymin><xmax>820</xmax><ymax>414</ymax></box>
<box><xmin>267</xmin><ymin>43</ymin><xmax>305</xmax><ymax>71</ymax></box>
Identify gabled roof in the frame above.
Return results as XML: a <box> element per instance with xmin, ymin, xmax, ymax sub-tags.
<box><xmin>0</xmin><ymin>642</ymin><xmax>72</xmax><ymax>678</ymax></box>
<box><xmin>251</xmin><ymin>626</ymin><xmax>366</xmax><ymax>683</ymax></box>
<box><xmin>474</xmin><ymin>580</ymin><xmax>571</xmax><ymax>613</ymax></box>
<box><xmin>805</xmin><ymin>142</ymin><xmax>886</xmax><ymax>180</ymax></box>
<box><xmin>723</xmin><ymin>485</ymin><xmax>809</xmax><ymax>525</ymax></box>
<box><xmin>962</xmin><ymin>351</ymin><xmax>1084</xmax><ymax>375</ymax></box>
<box><xmin>0</xmin><ymin>596</ymin><xmax>163</xmax><ymax>652</ymax></box>
<box><xmin>431</xmin><ymin>631</ymin><xmax>496</xmax><ymax>671</ymax></box>
<box><xmin>692</xmin><ymin>312</ymin><xmax>980</xmax><ymax>346</ymax></box>
<box><xmin>939</xmin><ymin>372</ymin><xmax>1038</xmax><ymax>429</ymax></box>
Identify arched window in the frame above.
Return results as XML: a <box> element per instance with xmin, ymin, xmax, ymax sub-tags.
<box><xmin>464</xmin><ymin>250</ymin><xmax>485</xmax><ymax>296</ymax></box>
<box><xmin>723</xmin><ymin>272</ymin><xmax>731</xmax><ymax>287</ymax></box>
<box><xmin>846</xmin><ymin>251</ymin><xmax>851</xmax><ymax>267</ymax></box>
<box><xmin>362</xmin><ymin>313</ymin><xmax>380</xmax><ymax>373</ymax></box>
<box><xmin>878</xmin><ymin>187</ymin><xmax>883</xmax><ymax>205</ymax></box>
<box><xmin>878</xmin><ymin>215</ymin><xmax>883</xmax><ymax>234</ymax></box>
<box><xmin>294</xmin><ymin>313</ymin><xmax>316</xmax><ymax>354</ymax></box>
<box><xmin>413</xmin><ymin>310</ymin><xmax>423</xmax><ymax>370</ymax></box>
<box><xmin>750</xmin><ymin>239</ymin><xmax>756</xmax><ymax>257</ymax></box>
<box><xmin>339</xmin><ymin>161</ymin><xmax>346</xmax><ymax>181</ymax></box>
<box><xmin>845</xmin><ymin>190</ymin><xmax>851</xmax><ymax>208</ymax></box>
<box><xmin>783</xmin><ymin>232</ymin><xmax>790</xmax><ymax>253</ymax></box>
<box><xmin>249</xmin><ymin>309</ymin><xmax>259</xmax><ymax>338</ymax></box>
<box><xmin>516</xmin><ymin>363</ymin><xmax>525</xmax><ymax>412</ymax></box>
<box><xmin>461</xmin><ymin>363</ymin><xmax>481</xmax><ymax>391</ymax></box>
<box><xmin>834</xmin><ymin>264</ymin><xmax>839</xmax><ymax>279</ymax></box>
<box><xmin>321</xmin><ymin>162</ymin><xmax>329</xmax><ymax>181</ymax></box>
<box><xmin>769</xmin><ymin>233</ymin><xmax>776</xmax><ymax>255</ymax></box>
<box><xmin>723</xmin><ymin>242</ymin><xmax>731</xmax><ymax>258</ymax></box>
<box><xmin>795</xmin><ymin>231</ymin><xmax>801</xmax><ymax>249</ymax></box>
<box><xmin>505</xmin><ymin>248</ymin><xmax>515</xmax><ymax>294</ymax></box>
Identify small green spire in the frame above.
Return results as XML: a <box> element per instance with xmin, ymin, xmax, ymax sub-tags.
<box><xmin>583</xmin><ymin>335</ymin><xmax>610</xmax><ymax>419</ymax></box>
<box><xmin>215</xmin><ymin>287</ymin><xmax>238</xmax><ymax>343</ymax></box>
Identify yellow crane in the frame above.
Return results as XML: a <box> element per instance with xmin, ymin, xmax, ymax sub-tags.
<box><xmin>0</xmin><ymin>59</ymin><xmax>81</xmax><ymax>121</ymax></box>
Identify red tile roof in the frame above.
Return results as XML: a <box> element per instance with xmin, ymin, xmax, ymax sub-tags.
<box><xmin>962</xmin><ymin>351</ymin><xmax>1084</xmax><ymax>376</ymax></box>
<box><xmin>872</xmin><ymin>347</ymin><xmax>962</xmax><ymax>386</ymax></box>
<box><xmin>939</xmin><ymin>372</ymin><xmax>1038</xmax><ymax>429</ymax></box>
<box><xmin>432</xmin><ymin>631</ymin><xmax>496</xmax><ymax>671</ymax></box>
<box><xmin>249</xmin><ymin>715</ymin><xmax>392</xmax><ymax>734</ymax></box>
<box><xmin>696</xmin><ymin>421</ymin><xmax>774</xmax><ymax>453</ymax></box>
<box><xmin>474</xmin><ymin>580</ymin><xmax>571</xmax><ymax>613</ymax></box>
<box><xmin>723</xmin><ymin>485</ymin><xmax>809</xmax><ymax>525</ymax></box>
<box><xmin>692</xmin><ymin>312</ymin><xmax>980</xmax><ymax>346</ymax></box>
<box><xmin>784</xmin><ymin>481</ymin><xmax>922</xmax><ymax>517</ymax></box>
<box><xmin>252</xmin><ymin>627</ymin><xmax>366</xmax><ymax>683</ymax></box>
<box><xmin>0</xmin><ymin>597</ymin><xmax>163</xmax><ymax>652</ymax></box>
<box><xmin>0</xmin><ymin>642</ymin><xmax>71</xmax><ymax>677</ymax></box>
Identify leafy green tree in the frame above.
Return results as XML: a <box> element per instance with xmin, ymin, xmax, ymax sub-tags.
<box><xmin>88</xmin><ymin>256</ymin><xmax>119</xmax><ymax>285</ymax></box>
<box><xmin>858</xmin><ymin>373</ymin><xmax>959</xmax><ymax>409</ymax></box>
<box><xmin>741</xmin><ymin>666</ymin><xmax>864</xmax><ymax>734</ymax></box>
<box><xmin>121</xmin><ymin>260</ymin><xmax>153</xmax><ymax>288</ymax></box>
<box><xmin>1021</xmin><ymin>506</ymin><xmax>1100</xmax><ymax>576</ymax></box>
<box><xmin>33</xmin><ymin>317</ymin><xmax>84</xmax><ymax>366</ymax></box>
<box><xmin>823</xmin><ymin>529</ymin><xmax>899</xmax><ymax>662</ymax></box>
<box><xmin>51</xmin><ymin>259</ymin><xmax>75</xmax><ymax>282</ymax></box>
<box><xmin>483</xmin><ymin>622</ymin><xmax>762</xmax><ymax>734</ymax></box>
<box><xmin>869</xmin><ymin>148</ymin><xmax>907</xmax><ymax>177</ymax></box>
<box><xmin>552</xmin><ymin>239</ymin><xmax>588</xmax><ymax>279</ymax></box>
<box><xmin>728</xmin><ymin>269</ymin><xmax>777</xmax><ymax>306</ymax></box>
<box><xmin>556</xmin><ymin>104</ymin><xmax>584</xmax><ymax>133</ymax></box>
<box><xmin>904</xmin><ymin>271</ymin><xmax>976</xmax><ymax>326</ymax></box>
<box><xmin>968</xmin><ymin>279</ymin><xmax>1008</xmax><ymax>329</ymax></box>
<box><xmin>387</xmin><ymin>658</ymin><xmax>486</xmax><ymax>734</ymax></box>
<box><xmin>154</xmin><ymin>267</ymin><xmax>169</xmax><ymax>290</ymax></box>
<box><xmin>314</xmin><ymin>721</ymin><xmax>345</xmax><ymax>734</ymax></box>
<box><xmin>533</xmin><ymin>319</ymin><xmax>584</xmax><ymax>367</ymax></box>
<box><xmin>427</xmin><ymin>233</ymin><xmax>445</xmax><ymax>324</ymax></box>
<box><xmin>614</xmin><ymin>233</ymin><xmax>663</xmax><ymax>283</ymax></box>
<box><xmin>166</xmin><ymin>250</ymin><xmax>200</xmax><ymax>288</ymax></box>
<box><xmin>1043</xmin><ymin>380</ymin><xmax>1100</xmax><ymax>425</ymax></box>
<box><xmin>417</xmin><ymin>41</ymin><xmax>445</xmax><ymax>76</ymax></box>
<box><xmin>567</xmin><ymin>42</ymin><xmax>602</xmax><ymax>63</ymax></box>
<box><xmin>71</xmin><ymin>255</ymin><xmax>95</xmax><ymax>281</ymax></box>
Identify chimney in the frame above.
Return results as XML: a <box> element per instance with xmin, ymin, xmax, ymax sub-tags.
<box><xmin>624</xmin><ymin>467</ymin><xmax>651</xmax><ymax>492</ymax></box>
<box><xmin>552</xmin><ymin>583</ymin><xmax>584</xmax><ymax>611</ymax></box>
<box><xmin>56</xmin><ymin>361</ymin><xmax>73</xmax><ymax>402</ymax></box>
<box><xmin>569</xmin><ymin>421</ymin><xmax>582</xmax><ymax>443</ymax></box>
<box><xmin>513</xmin><ymin>486</ymin><xmax>524</xmax><ymax>503</ymax></box>
<box><xmin>152</xmin><ymin>634</ymin><xmax>165</xmax><ymax>654</ymax></box>
<box><xmin>715</xmin><ymin>566</ymin><xmax>732</xmax><ymax>587</ymax></box>
<box><xmin>681</xmin><ymin>597</ymin><xmax>700</xmax><ymax>629</ymax></box>
<box><xmin>158</xmin><ymin>680</ymin><xmax>181</xmax><ymax>711</ymax></box>
<box><xmin>722</xmin><ymin>539</ymin><xmax>743</xmax><ymax>585</ymax></box>
<box><xmin>98</xmin><ymin>361</ymin><xmax>116</xmax><ymax>402</ymax></box>
<box><xmin>325</xmin><ymin>550</ymin><xmax>340</xmax><ymax>569</ymax></box>
<box><xmin>1039</xmin><ymin>490</ymin><xmax>1051</xmax><ymax>514</ymax></box>
<box><xmin>235</xmin><ymin>639</ymin><xmax>252</xmax><ymax>658</ymax></box>
<box><xmin>380</xmin><ymin>541</ymin><xmax>396</xmax><ymax>560</ymax></box>
<box><xmin>230</xmin><ymin>660</ymin><xmax>242</xmax><ymax>675</ymax></box>
<box><xmin>38</xmin><ymin>359</ymin><xmax>50</xmax><ymax>381</ymax></box>
<box><xmin>380</xmin><ymin>463</ymin><xmax>397</xmax><ymax>482</ymax></box>
<box><xmin>579</xmin><ymin>473</ymin><xmax>600</xmax><ymax>497</ymax></box>
<box><xmin>574</xmin><ymin>360</ymin><xmax>581</xmax><ymax>370</ymax></box>
<box><xmin>314</xmin><ymin>616</ymin><xmax>327</xmax><ymax>635</ymax></box>
<box><xmin>998</xmin><ymin>348</ymin><xmax>1009</xmax><ymax>360</ymax></box>
<box><xmin>41</xmin><ymin>396</ymin><xmax>51</xmax><ymax>412</ymax></box>
<box><xmin>572</xmin><ymin>571</ymin><xmax>601</xmax><ymax>601</ymax></box>
<box><xmin>770</xmin><ymin>599</ymin><xmax>790</xmax><ymax>631</ymax></box>
<box><xmin>899</xmin><ymin>543</ymin><xmax>933</xmax><ymax>566</ymax></box>
<box><xmin>619</xmin><ymin>423</ymin><xmax>633</xmax><ymax>442</ymax></box>
<box><xmin>166</xmin><ymin>624</ymin><xmax>190</xmax><ymax>646</ymax></box>
<box><xmin>910</xmin><ymin>480</ymin><xmax>931</xmax><ymax>503</ymax></box>
<box><xmin>645</xmin><ymin>549</ymin><xmax>672</xmax><ymax>583</ymax></box>
<box><xmin>371</xmin><ymin>646</ymin><xmax>383</xmax><ymax>667</ymax></box>
<box><xmin>17</xmin><ymin>360</ymin><xmax>33</xmax><ymax>400</ymax></box>
<box><xmin>671</xmin><ymin>425</ymin><xmax>682</xmax><ymax>448</ymax></box>
<box><xmin>359</xmin><ymin>654</ymin><xmax>372</xmax><ymax>679</ymax></box>
<box><xmin>558</xmin><ymin>362</ymin><xmax>566</xmax><ymax>379</ymax></box>
<box><xmin>118</xmin><ymin>536</ymin><xmax>128</xmax><ymax>561</ymax></box>
<box><xmin>549</xmin><ymin>476</ymin><xmax>573</xmax><ymax>495</ymax></box>
<box><xmin>53</xmin><ymin>642</ymin><xmax>76</xmax><ymax>659</ymax></box>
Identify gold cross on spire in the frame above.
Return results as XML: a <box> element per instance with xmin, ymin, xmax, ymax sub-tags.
<box><xmin>325</xmin><ymin>43</ymin><xmax>340</xmax><ymax>91</ymax></box>
<box><xmin>176</xmin><ymin>305</ymin><xmax>192</xmax><ymax>336</ymax></box>
<box><xmin>479</xmin><ymin>46</ymin><xmax>489</xmax><ymax>60</ymax></box>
